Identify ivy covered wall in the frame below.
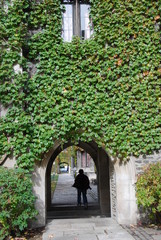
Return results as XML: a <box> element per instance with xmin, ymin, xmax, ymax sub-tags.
<box><xmin>0</xmin><ymin>0</ymin><xmax>161</xmax><ymax>171</ymax></box>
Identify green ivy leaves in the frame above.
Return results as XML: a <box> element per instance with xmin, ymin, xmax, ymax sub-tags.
<box><xmin>0</xmin><ymin>0</ymin><xmax>161</xmax><ymax>169</ymax></box>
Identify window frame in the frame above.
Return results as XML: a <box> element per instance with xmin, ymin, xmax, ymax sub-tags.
<box><xmin>61</xmin><ymin>0</ymin><xmax>91</xmax><ymax>41</ymax></box>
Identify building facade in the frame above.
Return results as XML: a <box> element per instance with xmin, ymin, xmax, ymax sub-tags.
<box><xmin>0</xmin><ymin>0</ymin><xmax>160</xmax><ymax>228</ymax></box>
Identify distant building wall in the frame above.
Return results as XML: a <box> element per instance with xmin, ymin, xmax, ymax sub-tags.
<box><xmin>76</xmin><ymin>149</ymin><xmax>96</xmax><ymax>181</ymax></box>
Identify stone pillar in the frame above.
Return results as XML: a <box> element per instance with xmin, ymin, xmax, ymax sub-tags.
<box><xmin>97</xmin><ymin>148</ymin><xmax>111</xmax><ymax>216</ymax></box>
<box><xmin>32</xmin><ymin>163</ymin><xmax>46</xmax><ymax>227</ymax></box>
<box><xmin>114</xmin><ymin>158</ymin><xmax>137</xmax><ymax>224</ymax></box>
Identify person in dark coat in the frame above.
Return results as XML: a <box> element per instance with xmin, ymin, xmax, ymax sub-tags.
<box><xmin>72</xmin><ymin>169</ymin><xmax>91</xmax><ymax>209</ymax></box>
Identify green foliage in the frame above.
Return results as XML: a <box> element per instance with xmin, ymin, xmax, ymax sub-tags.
<box><xmin>136</xmin><ymin>162</ymin><xmax>161</xmax><ymax>224</ymax></box>
<box><xmin>0</xmin><ymin>167</ymin><xmax>38</xmax><ymax>239</ymax></box>
<box><xmin>0</xmin><ymin>0</ymin><xmax>161</xmax><ymax>170</ymax></box>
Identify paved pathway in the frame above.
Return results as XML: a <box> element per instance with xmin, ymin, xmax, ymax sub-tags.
<box><xmin>43</xmin><ymin>173</ymin><xmax>161</xmax><ymax>240</ymax></box>
<box><xmin>51</xmin><ymin>173</ymin><xmax>98</xmax><ymax>206</ymax></box>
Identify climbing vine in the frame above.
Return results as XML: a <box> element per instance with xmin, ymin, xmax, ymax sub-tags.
<box><xmin>0</xmin><ymin>0</ymin><xmax>161</xmax><ymax>170</ymax></box>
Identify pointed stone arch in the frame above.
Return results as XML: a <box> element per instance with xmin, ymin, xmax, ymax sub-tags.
<box><xmin>32</xmin><ymin>140</ymin><xmax>112</xmax><ymax>227</ymax></box>
<box><xmin>31</xmin><ymin>139</ymin><xmax>140</xmax><ymax>228</ymax></box>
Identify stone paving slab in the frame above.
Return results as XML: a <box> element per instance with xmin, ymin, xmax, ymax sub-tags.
<box><xmin>153</xmin><ymin>236</ymin><xmax>161</xmax><ymax>240</ymax></box>
<box><xmin>122</xmin><ymin>225</ymin><xmax>161</xmax><ymax>240</ymax></box>
<box><xmin>143</xmin><ymin>227</ymin><xmax>161</xmax><ymax>239</ymax></box>
<box><xmin>43</xmin><ymin>217</ymin><xmax>135</xmax><ymax>240</ymax></box>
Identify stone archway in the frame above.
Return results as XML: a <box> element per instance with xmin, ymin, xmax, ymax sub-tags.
<box><xmin>31</xmin><ymin>139</ymin><xmax>139</xmax><ymax>228</ymax></box>
<box><xmin>46</xmin><ymin>141</ymin><xmax>111</xmax><ymax>217</ymax></box>
<box><xmin>31</xmin><ymin>140</ymin><xmax>111</xmax><ymax>227</ymax></box>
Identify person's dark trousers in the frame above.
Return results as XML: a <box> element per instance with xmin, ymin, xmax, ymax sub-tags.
<box><xmin>77</xmin><ymin>189</ymin><xmax>88</xmax><ymax>205</ymax></box>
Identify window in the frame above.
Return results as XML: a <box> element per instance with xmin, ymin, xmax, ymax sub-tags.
<box><xmin>62</xmin><ymin>0</ymin><xmax>92</xmax><ymax>41</ymax></box>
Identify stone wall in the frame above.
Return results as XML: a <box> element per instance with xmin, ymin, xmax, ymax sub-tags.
<box><xmin>133</xmin><ymin>151</ymin><xmax>161</xmax><ymax>175</ymax></box>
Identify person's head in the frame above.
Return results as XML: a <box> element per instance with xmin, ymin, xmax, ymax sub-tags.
<box><xmin>79</xmin><ymin>169</ymin><xmax>84</xmax><ymax>174</ymax></box>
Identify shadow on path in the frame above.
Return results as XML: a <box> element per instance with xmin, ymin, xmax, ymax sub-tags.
<box><xmin>48</xmin><ymin>173</ymin><xmax>100</xmax><ymax>219</ymax></box>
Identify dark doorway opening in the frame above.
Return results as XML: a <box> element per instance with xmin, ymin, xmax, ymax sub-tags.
<box><xmin>46</xmin><ymin>141</ymin><xmax>111</xmax><ymax>219</ymax></box>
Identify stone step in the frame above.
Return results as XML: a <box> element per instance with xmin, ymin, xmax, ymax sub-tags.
<box><xmin>47</xmin><ymin>205</ymin><xmax>102</xmax><ymax>219</ymax></box>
